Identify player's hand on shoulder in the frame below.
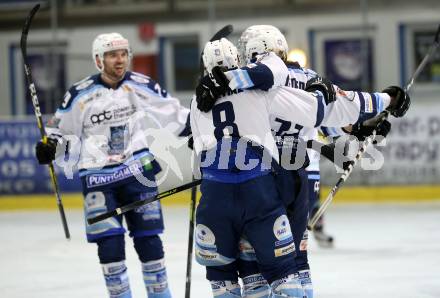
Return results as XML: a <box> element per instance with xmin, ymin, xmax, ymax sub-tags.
<box><xmin>35</xmin><ymin>137</ymin><xmax>58</xmax><ymax>165</ymax></box>
<box><xmin>195</xmin><ymin>67</ymin><xmax>230</xmax><ymax>112</ymax></box>
<box><xmin>305</xmin><ymin>76</ymin><xmax>336</xmax><ymax>104</ymax></box>
<box><xmin>382</xmin><ymin>85</ymin><xmax>411</xmax><ymax>117</ymax></box>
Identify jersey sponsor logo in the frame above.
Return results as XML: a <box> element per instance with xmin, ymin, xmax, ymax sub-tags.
<box><xmin>108</xmin><ymin>125</ymin><xmax>127</xmax><ymax>155</ymax></box>
<box><xmin>130</xmin><ymin>74</ymin><xmax>149</xmax><ymax>84</ymax></box>
<box><xmin>364</xmin><ymin>93</ymin><xmax>374</xmax><ymax>113</ymax></box>
<box><xmin>337</xmin><ymin>88</ymin><xmax>356</xmax><ymax>101</ymax></box>
<box><xmin>85</xmin><ymin>161</ymin><xmax>142</xmax><ymax>188</ymax></box>
<box><xmin>137</xmin><ymin>201</ymin><xmax>162</xmax><ymax>221</ymax></box>
<box><xmin>90</xmin><ymin>110</ymin><xmax>112</xmax><ymax>124</ymax></box>
<box><xmin>75</xmin><ymin>79</ymin><xmax>94</xmax><ymax>91</ymax></box>
<box><xmin>274</xmin><ymin>242</ymin><xmax>295</xmax><ymax>257</ymax></box>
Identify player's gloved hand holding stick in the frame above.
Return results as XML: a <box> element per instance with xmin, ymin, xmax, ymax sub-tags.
<box><xmin>308</xmin><ymin>23</ymin><xmax>439</xmax><ymax>230</ymax></box>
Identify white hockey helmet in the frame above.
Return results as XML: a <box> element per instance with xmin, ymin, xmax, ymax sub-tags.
<box><xmin>92</xmin><ymin>32</ymin><xmax>132</xmax><ymax>72</ymax></box>
<box><xmin>202</xmin><ymin>38</ymin><xmax>240</xmax><ymax>76</ymax></box>
<box><xmin>238</xmin><ymin>25</ymin><xmax>289</xmax><ymax>64</ymax></box>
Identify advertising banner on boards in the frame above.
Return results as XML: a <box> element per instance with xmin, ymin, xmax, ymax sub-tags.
<box><xmin>0</xmin><ymin>118</ymin><xmax>81</xmax><ymax>194</ymax></box>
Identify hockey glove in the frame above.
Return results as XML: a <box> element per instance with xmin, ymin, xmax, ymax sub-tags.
<box><xmin>351</xmin><ymin>118</ymin><xmax>391</xmax><ymax>142</ymax></box>
<box><xmin>383</xmin><ymin>86</ymin><xmax>411</xmax><ymax>117</ymax></box>
<box><xmin>305</xmin><ymin>76</ymin><xmax>336</xmax><ymax>104</ymax></box>
<box><xmin>196</xmin><ymin>74</ymin><xmax>226</xmax><ymax>112</ymax></box>
<box><xmin>210</xmin><ymin>66</ymin><xmax>230</xmax><ymax>93</ymax></box>
<box><xmin>35</xmin><ymin>137</ymin><xmax>58</xmax><ymax>165</ymax></box>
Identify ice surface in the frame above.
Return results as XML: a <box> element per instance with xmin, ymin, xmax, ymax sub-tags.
<box><xmin>0</xmin><ymin>202</ymin><xmax>439</xmax><ymax>298</ymax></box>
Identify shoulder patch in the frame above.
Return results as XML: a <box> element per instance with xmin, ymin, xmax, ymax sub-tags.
<box><xmin>59</xmin><ymin>75</ymin><xmax>99</xmax><ymax>111</ymax></box>
<box><xmin>130</xmin><ymin>74</ymin><xmax>150</xmax><ymax>84</ymax></box>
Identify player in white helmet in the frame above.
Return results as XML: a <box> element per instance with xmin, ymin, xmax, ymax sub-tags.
<box><xmin>36</xmin><ymin>32</ymin><xmax>191</xmax><ymax>298</ymax></box>
<box><xmin>191</xmin><ymin>34</ymin><xmax>407</xmax><ymax>297</ymax></box>
<box><xmin>195</xmin><ymin>25</ymin><xmax>410</xmax><ymax>298</ymax></box>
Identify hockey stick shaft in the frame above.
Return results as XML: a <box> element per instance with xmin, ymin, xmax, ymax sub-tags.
<box><xmin>184</xmin><ymin>179</ymin><xmax>198</xmax><ymax>298</ymax></box>
<box><xmin>87</xmin><ymin>179</ymin><xmax>202</xmax><ymax>225</ymax></box>
<box><xmin>308</xmin><ymin>24</ymin><xmax>440</xmax><ymax>230</ymax></box>
<box><xmin>20</xmin><ymin>4</ymin><xmax>70</xmax><ymax>240</ymax></box>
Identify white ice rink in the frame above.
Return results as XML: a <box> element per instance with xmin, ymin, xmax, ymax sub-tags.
<box><xmin>1</xmin><ymin>202</ymin><xmax>439</xmax><ymax>298</ymax></box>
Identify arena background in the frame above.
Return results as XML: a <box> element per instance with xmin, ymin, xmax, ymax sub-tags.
<box><xmin>0</xmin><ymin>1</ymin><xmax>439</xmax><ymax>297</ymax></box>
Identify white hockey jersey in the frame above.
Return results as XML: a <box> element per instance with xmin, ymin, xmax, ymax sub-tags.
<box><xmin>223</xmin><ymin>55</ymin><xmax>392</xmax><ymax>172</ymax></box>
<box><xmin>190</xmin><ymin>86</ymin><xmax>384</xmax><ymax>167</ymax></box>
<box><xmin>46</xmin><ymin>71</ymin><xmax>190</xmax><ymax>173</ymax></box>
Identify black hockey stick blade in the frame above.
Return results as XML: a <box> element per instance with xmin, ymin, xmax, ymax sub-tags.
<box><xmin>87</xmin><ymin>179</ymin><xmax>202</xmax><ymax>225</ymax></box>
<box><xmin>210</xmin><ymin>24</ymin><xmax>234</xmax><ymax>42</ymax></box>
<box><xmin>20</xmin><ymin>4</ymin><xmax>40</xmax><ymax>65</ymax></box>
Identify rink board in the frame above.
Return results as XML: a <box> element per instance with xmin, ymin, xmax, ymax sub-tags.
<box><xmin>0</xmin><ymin>185</ymin><xmax>439</xmax><ymax>210</ymax></box>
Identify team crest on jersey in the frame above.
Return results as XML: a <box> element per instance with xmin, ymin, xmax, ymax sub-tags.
<box><xmin>130</xmin><ymin>74</ymin><xmax>149</xmax><ymax>84</ymax></box>
<box><xmin>273</xmin><ymin>215</ymin><xmax>292</xmax><ymax>241</ymax></box>
<box><xmin>196</xmin><ymin>224</ymin><xmax>216</xmax><ymax>246</ymax></box>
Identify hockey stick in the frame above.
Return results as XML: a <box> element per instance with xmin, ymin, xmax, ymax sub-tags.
<box><xmin>87</xmin><ymin>179</ymin><xmax>202</xmax><ymax>225</ymax></box>
<box><xmin>184</xmin><ymin>177</ymin><xmax>197</xmax><ymax>298</ymax></box>
<box><xmin>20</xmin><ymin>4</ymin><xmax>71</xmax><ymax>240</ymax></box>
<box><xmin>185</xmin><ymin>24</ymin><xmax>234</xmax><ymax>298</ymax></box>
<box><xmin>308</xmin><ymin>23</ymin><xmax>440</xmax><ymax>230</ymax></box>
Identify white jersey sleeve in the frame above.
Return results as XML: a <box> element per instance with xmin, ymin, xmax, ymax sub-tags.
<box><xmin>320</xmin><ymin>87</ymin><xmax>391</xmax><ymax>127</ymax></box>
<box><xmin>224</xmin><ymin>52</ymin><xmax>289</xmax><ymax>91</ymax></box>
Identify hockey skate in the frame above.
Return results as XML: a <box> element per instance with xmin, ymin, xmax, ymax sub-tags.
<box><xmin>312</xmin><ymin>217</ymin><xmax>334</xmax><ymax>248</ymax></box>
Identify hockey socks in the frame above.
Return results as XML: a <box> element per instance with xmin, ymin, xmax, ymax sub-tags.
<box><xmin>297</xmin><ymin>270</ymin><xmax>313</xmax><ymax>298</ymax></box>
<box><xmin>210</xmin><ymin>280</ymin><xmax>242</xmax><ymax>297</ymax></box>
<box><xmin>271</xmin><ymin>274</ymin><xmax>305</xmax><ymax>298</ymax></box>
<box><xmin>142</xmin><ymin>258</ymin><xmax>171</xmax><ymax>298</ymax></box>
<box><xmin>101</xmin><ymin>261</ymin><xmax>132</xmax><ymax>298</ymax></box>
<box><xmin>242</xmin><ymin>273</ymin><xmax>271</xmax><ymax>298</ymax></box>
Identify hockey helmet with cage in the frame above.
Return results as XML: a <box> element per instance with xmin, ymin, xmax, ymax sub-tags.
<box><xmin>202</xmin><ymin>38</ymin><xmax>240</xmax><ymax>75</ymax></box>
<box><xmin>238</xmin><ymin>25</ymin><xmax>288</xmax><ymax>64</ymax></box>
<box><xmin>92</xmin><ymin>32</ymin><xmax>132</xmax><ymax>72</ymax></box>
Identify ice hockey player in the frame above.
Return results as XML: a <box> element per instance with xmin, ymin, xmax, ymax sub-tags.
<box><xmin>196</xmin><ymin>26</ymin><xmax>409</xmax><ymax>298</ymax></box>
<box><xmin>191</xmin><ymin>36</ymin><xmax>408</xmax><ymax>297</ymax></box>
<box><xmin>35</xmin><ymin>32</ymin><xmax>190</xmax><ymax>298</ymax></box>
